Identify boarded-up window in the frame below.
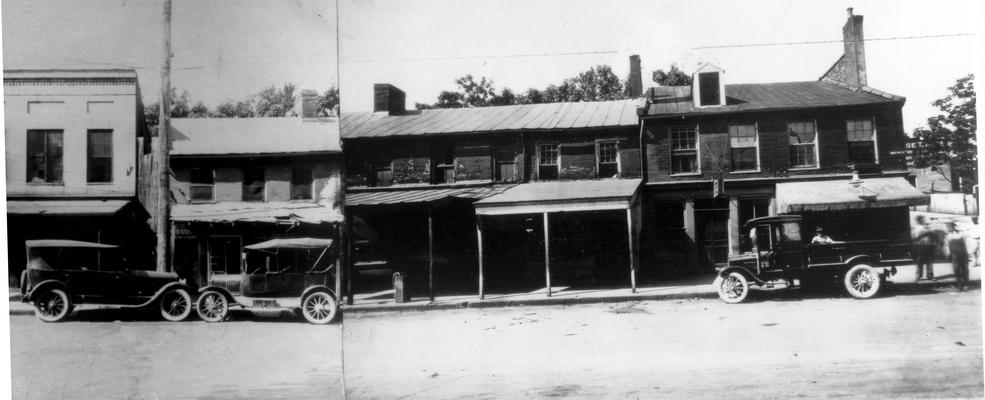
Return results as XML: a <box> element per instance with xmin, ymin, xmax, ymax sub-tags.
<box><xmin>495</xmin><ymin>146</ymin><xmax>517</xmax><ymax>182</ymax></box>
<box><xmin>189</xmin><ymin>168</ymin><xmax>214</xmax><ymax>202</ymax></box>
<box><xmin>788</xmin><ymin>121</ymin><xmax>817</xmax><ymax>168</ymax></box>
<box><xmin>846</xmin><ymin>119</ymin><xmax>876</xmax><ymax>164</ymax></box>
<box><xmin>597</xmin><ymin>141</ymin><xmax>619</xmax><ymax>177</ymax></box>
<box><xmin>729</xmin><ymin>124</ymin><xmax>758</xmax><ymax>171</ymax></box>
<box><xmin>87</xmin><ymin>130</ymin><xmax>113</xmax><ymax>183</ymax></box>
<box><xmin>242</xmin><ymin>168</ymin><xmax>265</xmax><ymax>202</ymax></box>
<box><xmin>26</xmin><ymin>130</ymin><xmax>64</xmax><ymax>183</ymax></box>
<box><xmin>698</xmin><ymin>72</ymin><xmax>721</xmax><ymax>106</ymax></box>
<box><xmin>373</xmin><ymin>166</ymin><xmax>393</xmax><ymax>187</ymax></box>
<box><xmin>208</xmin><ymin>236</ymin><xmax>241</xmax><ymax>275</ymax></box>
<box><xmin>538</xmin><ymin>143</ymin><xmax>559</xmax><ymax>180</ymax></box>
<box><xmin>291</xmin><ymin>168</ymin><xmax>313</xmax><ymax>200</ymax></box>
<box><xmin>670</xmin><ymin>126</ymin><xmax>698</xmax><ymax>174</ymax></box>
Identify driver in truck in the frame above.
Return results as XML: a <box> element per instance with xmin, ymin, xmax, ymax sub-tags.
<box><xmin>811</xmin><ymin>226</ymin><xmax>840</xmax><ymax>244</ymax></box>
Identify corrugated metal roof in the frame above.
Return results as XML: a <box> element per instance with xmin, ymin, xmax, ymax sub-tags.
<box><xmin>776</xmin><ymin>177</ymin><xmax>929</xmax><ymax>213</ymax></box>
<box><xmin>3</xmin><ymin>69</ymin><xmax>138</xmax><ymax>81</ymax></box>
<box><xmin>475</xmin><ymin>179</ymin><xmax>642</xmax><ymax>206</ymax></box>
<box><xmin>644</xmin><ymin>81</ymin><xmax>903</xmax><ymax>117</ymax></box>
<box><xmin>346</xmin><ymin>185</ymin><xmax>511</xmax><ymax>207</ymax></box>
<box><xmin>170</xmin><ymin>117</ymin><xmax>341</xmax><ymax>156</ymax></box>
<box><xmin>341</xmin><ymin>98</ymin><xmax>643</xmax><ymax>139</ymax></box>
<box><xmin>172</xmin><ymin>202</ymin><xmax>341</xmax><ymax>224</ymax></box>
<box><xmin>7</xmin><ymin>199</ymin><xmax>130</xmax><ymax>216</ymax></box>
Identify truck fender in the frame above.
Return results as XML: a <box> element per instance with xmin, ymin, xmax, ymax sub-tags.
<box><xmin>136</xmin><ymin>282</ymin><xmax>195</xmax><ymax>308</ymax></box>
<box><xmin>196</xmin><ymin>286</ymin><xmax>238</xmax><ymax>306</ymax></box>
<box><xmin>300</xmin><ymin>285</ymin><xmax>337</xmax><ymax>303</ymax></box>
<box><xmin>843</xmin><ymin>255</ymin><xmax>875</xmax><ymax>269</ymax></box>
<box><xmin>24</xmin><ymin>279</ymin><xmax>69</xmax><ymax>302</ymax></box>
<box><xmin>717</xmin><ymin>267</ymin><xmax>766</xmax><ymax>286</ymax></box>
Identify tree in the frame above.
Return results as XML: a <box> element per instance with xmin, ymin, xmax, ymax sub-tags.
<box><xmin>320</xmin><ymin>87</ymin><xmax>340</xmax><ymax>116</ymax></box>
<box><xmin>911</xmin><ymin>74</ymin><xmax>977</xmax><ymax>193</ymax></box>
<box><xmin>143</xmin><ymin>87</ymin><xmax>192</xmax><ymax>137</ymax></box>
<box><xmin>212</xmin><ymin>100</ymin><xmax>255</xmax><ymax>118</ymax></box>
<box><xmin>189</xmin><ymin>102</ymin><xmax>209</xmax><ymax>118</ymax></box>
<box><xmin>652</xmin><ymin>64</ymin><xmax>692</xmax><ymax>86</ymax></box>
<box><xmin>563</xmin><ymin>65</ymin><xmax>624</xmax><ymax>102</ymax></box>
<box><xmin>252</xmin><ymin>83</ymin><xmax>297</xmax><ymax>117</ymax></box>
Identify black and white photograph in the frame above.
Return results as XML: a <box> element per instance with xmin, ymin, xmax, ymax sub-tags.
<box><xmin>2</xmin><ymin>0</ymin><xmax>983</xmax><ymax>399</ymax></box>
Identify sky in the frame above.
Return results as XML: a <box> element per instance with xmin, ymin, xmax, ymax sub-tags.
<box><xmin>338</xmin><ymin>0</ymin><xmax>982</xmax><ymax>131</ymax></box>
<box><xmin>2</xmin><ymin>0</ymin><xmax>339</xmax><ymax>107</ymax></box>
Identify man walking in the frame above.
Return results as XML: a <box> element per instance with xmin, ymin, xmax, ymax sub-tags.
<box><xmin>913</xmin><ymin>215</ymin><xmax>937</xmax><ymax>282</ymax></box>
<box><xmin>946</xmin><ymin>221</ymin><xmax>970</xmax><ymax>291</ymax></box>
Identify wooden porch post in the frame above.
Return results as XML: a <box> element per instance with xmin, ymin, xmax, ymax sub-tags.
<box><xmin>428</xmin><ymin>206</ymin><xmax>435</xmax><ymax>302</ymax></box>
<box><xmin>476</xmin><ymin>215</ymin><xmax>485</xmax><ymax>300</ymax></box>
<box><xmin>334</xmin><ymin>224</ymin><xmax>342</xmax><ymax>303</ymax></box>
<box><xmin>345</xmin><ymin>215</ymin><xmax>354</xmax><ymax>305</ymax></box>
<box><xmin>543</xmin><ymin>212</ymin><xmax>551</xmax><ymax>297</ymax></box>
<box><xmin>626</xmin><ymin>208</ymin><xmax>636</xmax><ymax>293</ymax></box>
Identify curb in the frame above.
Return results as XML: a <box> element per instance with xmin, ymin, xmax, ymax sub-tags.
<box><xmin>342</xmin><ymin>290</ymin><xmax>720</xmax><ymax>313</ymax></box>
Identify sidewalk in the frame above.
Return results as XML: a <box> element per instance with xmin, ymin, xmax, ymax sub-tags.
<box><xmin>341</xmin><ymin>262</ymin><xmax>980</xmax><ymax>313</ymax></box>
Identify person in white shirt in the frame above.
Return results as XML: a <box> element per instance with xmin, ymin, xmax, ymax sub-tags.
<box><xmin>811</xmin><ymin>226</ymin><xmax>837</xmax><ymax>244</ymax></box>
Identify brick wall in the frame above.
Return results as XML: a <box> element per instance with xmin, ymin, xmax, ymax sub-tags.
<box><xmin>170</xmin><ymin>154</ymin><xmax>339</xmax><ymax>203</ymax></box>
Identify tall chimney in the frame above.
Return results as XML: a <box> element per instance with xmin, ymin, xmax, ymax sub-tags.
<box><xmin>842</xmin><ymin>7</ymin><xmax>867</xmax><ymax>87</ymax></box>
<box><xmin>628</xmin><ymin>55</ymin><xmax>643</xmax><ymax>97</ymax></box>
<box><xmin>373</xmin><ymin>83</ymin><xmax>406</xmax><ymax>115</ymax></box>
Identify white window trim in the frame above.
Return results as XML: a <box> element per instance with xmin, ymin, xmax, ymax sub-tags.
<box><xmin>537</xmin><ymin>142</ymin><xmax>560</xmax><ymax>178</ymax></box>
<box><xmin>207</xmin><ymin>235</ymin><xmax>242</xmax><ymax>276</ymax></box>
<box><xmin>728</xmin><ymin>122</ymin><xmax>761</xmax><ymax>173</ymax></box>
<box><xmin>846</xmin><ymin>117</ymin><xmax>879</xmax><ymax>164</ymax></box>
<box><xmin>669</xmin><ymin>125</ymin><xmax>701</xmax><ymax>176</ymax></box>
<box><xmin>788</xmin><ymin>119</ymin><xmax>821</xmax><ymax>171</ymax></box>
<box><xmin>595</xmin><ymin>139</ymin><xmax>621</xmax><ymax>177</ymax></box>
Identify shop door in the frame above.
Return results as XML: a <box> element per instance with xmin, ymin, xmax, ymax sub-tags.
<box><xmin>694</xmin><ymin>200</ymin><xmax>730</xmax><ymax>267</ymax></box>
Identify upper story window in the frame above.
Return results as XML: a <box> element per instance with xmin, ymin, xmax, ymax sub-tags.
<box><xmin>729</xmin><ymin>124</ymin><xmax>759</xmax><ymax>172</ymax></box>
<box><xmin>242</xmin><ymin>168</ymin><xmax>266</xmax><ymax>202</ymax></box>
<box><xmin>87</xmin><ymin>130</ymin><xmax>113</xmax><ymax>183</ymax></box>
<box><xmin>26</xmin><ymin>130</ymin><xmax>63</xmax><ymax>184</ymax></box>
<box><xmin>189</xmin><ymin>168</ymin><xmax>215</xmax><ymax>202</ymax></box>
<box><xmin>371</xmin><ymin>162</ymin><xmax>393</xmax><ymax>187</ymax></box>
<box><xmin>697</xmin><ymin>72</ymin><xmax>722</xmax><ymax>106</ymax></box>
<box><xmin>846</xmin><ymin>119</ymin><xmax>877</xmax><ymax>164</ymax></box>
<box><xmin>291</xmin><ymin>168</ymin><xmax>314</xmax><ymax>200</ymax></box>
<box><xmin>670</xmin><ymin>126</ymin><xmax>698</xmax><ymax>174</ymax></box>
<box><xmin>787</xmin><ymin>121</ymin><xmax>819</xmax><ymax>169</ymax></box>
<box><xmin>495</xmin><ymin>146</ymin><xmax>517</xmax><ymax>183</ymax></box>
<box><xmin>432</xmin><ymin>147</ymin><xmax>455</xmax><ymax>184</ymax></box>
<box><xmin>597</xmin><ymin>140</ymin><xmax>619</xmax><ymax>178</ymax></box>
<box><xmin>538</xmin><ymin>143</ymin><xmax>559</xmax><ymax>180</ymax></box>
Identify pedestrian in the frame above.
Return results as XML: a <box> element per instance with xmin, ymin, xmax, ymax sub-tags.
<box><xmin>811</xmin><ymin>226</ymin><xmax>838</xmax><ymax>244</ymax></box>
<box><xmin>946</xmin><ymin>221</ymin><xmax>970</xmax><ymax>291</ymax></box>
<box><xmin>968</xmin><ymin>216</ymin><xmax>980</xmax><ymax>268</ymax></box>
<box><xmin>913</xmin><ymin>215</ymin><xmax>937</xmax><ymax>282</ymax></box>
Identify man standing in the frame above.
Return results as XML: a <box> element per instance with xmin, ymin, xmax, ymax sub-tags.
<box><xmin>913</xmin><ymin>215</ymin><xmax>937</xmax><ymax>282</ymax></box>
<box><xmin>946</xmin><ymin>221</ymin><xmax>970</xmax><ymax>291</ymax></box>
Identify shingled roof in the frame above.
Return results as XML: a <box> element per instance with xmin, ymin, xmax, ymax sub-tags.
<box><xmin>341</xmin><ymin>98</ymin><xmax>643</xmax><ymax>139</ymax></box>
<box><xmin>643</xmin><ymin>81</ymin><xmax>904</xmax><ymax>117</ymax></box>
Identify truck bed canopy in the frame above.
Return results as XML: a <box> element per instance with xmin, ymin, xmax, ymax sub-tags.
<box><xmin>776</xmin><ymin>177</ymin><xmax>929</xmax><ymax>213</ymax></box>
<box><xmin>244</xmin><ymin>238</ymin><xmax>333</xmax><ymax>251</ymax></box>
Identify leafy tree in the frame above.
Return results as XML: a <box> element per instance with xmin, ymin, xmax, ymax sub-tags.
<box><xmin>564</xmin><ymin>65</ymin><xmax>624</xmax><ymax>102</ymax></box>
<box><xmin>212</xmin><ymin>100</ymin><xmax>255</xmax><ymax>118</ymax></box>
<box><xmin>189</xmin><ymin>102</ymin><xmax>209</xmax><ymax>118</ymax></box>
<box><xmin>911</xmin><ymin>74</ymin><xmax>977</xmax><ymax>193</ymax></box>
<box><xmin>143</xmin><ymin>87</ymin><xmax>192</xmax><ymax>137</ymax></box>
<box><xmin>652</xmin><ymin>64</ymin><xmax>692</xmax><ymax>86</ymax></box>
<box><xmin>320</xmin><ymin>87</ymin><xmax>340</xmax><ymax>116</ymax></box>
<box><xmin>252</xmin><ymin>83</ymin><xmax>297</xmax><ymax>117</ymax></box>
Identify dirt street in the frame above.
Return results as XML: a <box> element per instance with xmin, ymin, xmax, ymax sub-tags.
<box><xmin>9</xmin><ymin>310</ymin><xmax>343</xmax><ymax>400</ymax></box>
<box><xmin>343</xmin><ymin>287</ymin><xmax>984</xmax><ymax>399</ymax></box>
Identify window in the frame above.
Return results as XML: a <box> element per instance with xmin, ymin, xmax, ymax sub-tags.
<box><xmin>242</xmin><ymin>168</ymin><xmax>265</xmax><ymax>202</ymax></box>
<box><xmin>208</xmin><ymin>236</ymin><xmax>241</xmax><ymax>275</ymax></box>
<box><xmin>738</xmin><ymin>198</ymin><xmax>771</xmax><ymax>253</ymax></box>
<box><xmin>432</xmin><ymin>147</ymin><xmax>455</xmax><ymax>184</ymax></box>
<box><xmin>670</xmin><ymin>126</ymin><xmax>698</xmax><ymax>174</ymax></box>
<box><xmin>846</xmin><ymin>119</ymin><xmax>876</xmax><ymax>164</ymax></box>
<box><xmin>788</xmin><ymin>121</ymin><xmax>818</xmax><ymax>168</ymax></box>
<box><xmin>698</xmin><ymin>72</ymin><xmax>721</xmax><ymax>106</ymax></box>
<box><xmin>373</xmin><ymin>164</ymin><xmax>393</xmax><ymax>187</ymax></box>
<box><xmin>729</xmin><ymin>124</ymin><xmax>758</xmax><ymax>171</ymax></box>
<box><xmin>597</xmin><ymin>141</ymin><xmax>619</xmax><ymax>177</ymax></box>
<box><xmin>26</xmin><ymin>130</ymin><xmax>64</xmax><ymax>183</ymax></box>
<box><xmin>291</xmin><ymin>169</ymin><xmax>313</xmax><ymax>200</ymax></box>
<box><xmin>189</xmin><ymin>168</ymin><xmax>214</xmax><ymax>202</ymax></box>
<box><xmin>495</xmin><ymin>146</ymin><xmax>517</xmax><ymax>183</ymax></box>
<box><xmin>538</xmin><ymin>143</ymin><xmax>559</xmax><ymax>180</ymax></box>
<box><xmin>87</xmin><ymin>130</ymin><xmax>113</xmax><ymax>183</ymax></box>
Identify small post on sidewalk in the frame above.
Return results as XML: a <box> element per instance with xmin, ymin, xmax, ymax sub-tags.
<box><xmin>544</xmin><ymin>212</ymin><xmax>551</xmax><ymax>297</ymax></box>
<box><xmin>627</xmin><ymin>208</ymin><xmax>636</xmax><ymax>293</ymax></box>
<box><xmin>476</xmin><ymin>215</ymin><xmax>485</xmax><ymax>300</ymax></box>
<box><xmin>428</xmin><ymin>206</ymin><xmax>435</xmax><ymax>302</ymax></box>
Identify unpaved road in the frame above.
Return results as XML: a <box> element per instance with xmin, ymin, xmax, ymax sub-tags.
<box><xmin>10</xmin><ymin>309</ymin><xmax>343</xmax><ymax>400</ymax></box>
<box><xmin>343</xmin><ymin>287</ymin><xmax>984</xmax><ymax>399</ymax></box>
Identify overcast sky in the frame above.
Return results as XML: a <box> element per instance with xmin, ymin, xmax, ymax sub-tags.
<box><xmin>339</xmin><ymin>0</ymin><xmax>982</xmax><ymax>131</ymax></box>
<box><xmin>2</xmin><ymin>0</ymin><xmax>339</xmax><ymax>107</ymax></box>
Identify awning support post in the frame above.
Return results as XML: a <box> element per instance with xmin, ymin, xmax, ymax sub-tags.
<box><xmin>345</xmin><ymin>215</ymin><xmax>354</xmax><ymax>305</ymax></box>
<box><xmin>476</xmin><ymin>215</ymin><xmax>485</xmax><ymax>300</ymax></box>
<box><xmin>544</xmin><ymin>212</ymin><xmax>551</xmax><ymax>298</ymax></box>
<box><xmin>428</xmin><ymin>206</ymin><xmax>435</xmax><ymax>302</ymax></box>
<box><xmin>334</xmin><ymin>223</ymin><xmax>343</xmax><ymax>304</ymax></box>
<box><xmin>626</xmin><ymin>208</ymin><xmax>636</xmax><ymax>293</ymax></box>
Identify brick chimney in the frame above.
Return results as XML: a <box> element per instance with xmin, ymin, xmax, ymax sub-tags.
<box><xmin>628</xmin><ymin>55</ymin><xmax>643</xmax><ymax>97</ymax></box>
<box><xmin>298</xmin><ymin>89</ymin><xmax>322</xmax><ymax>118</ymax></box>
<box><xmin>373</xmin><ymin>84</ymin><xmax>406</xmax><ymax>115</ymax></box>
<box><xmin>820</xmin><ymin>8</ymin><xmax>867</xmax><ymax>89</ymax></box>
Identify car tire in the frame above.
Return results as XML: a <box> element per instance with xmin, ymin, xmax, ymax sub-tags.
<box><xmin>844</xmin><ymin>264</ymin><xmax>881</xmax><ymax>299</ymax></box>
<box><xmin>716</xmin><ymin>272</ymin><xmax>750</xmax><ymax>304</ymax></box>
<box><xmin>301</xmin><ymin>291</ymin><xmax>338</xmax><ymax>324</ymax></box>
<box><xmin>34</xmin><ymin>288</ymin><xmax>72</xmax><ymax>322</ymax></box>
<box><xmin>160</xmin><ymin>287</ymin><xmax>193</xmax><ymax>321</ymax></box>
<box><xmin>196</xmin><ymin>290</ymin><xmax>228</xmax><ymax>323</ymax></box>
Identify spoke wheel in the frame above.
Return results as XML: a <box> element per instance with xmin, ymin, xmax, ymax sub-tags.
<box><xmin>35</xmin><ymin>288</ymin><xmax>72</xmax><ymax>322</ymax></box>
<box><xmin>301</xmin><ymin>291</ymin><xmax>338</xmax><ymax>324</ymax></box>
<box><xmin>196</xmin><ymin>290</ymin><xmax>229</xmax><ymax>323</ymax></box>
<box><xmin>845</xmin><ymin>264</ymin><xmax>881</xmax><ymax>299</ymax></box>
<box><xmin>160</xmin><ymin>288</ymin><xmax>193</xmax><ymax>321</ymax></box>
<box><xmin>716</xmin><ymin>272</ymin><xmax>750</xmax><ymax>304</ymax></box>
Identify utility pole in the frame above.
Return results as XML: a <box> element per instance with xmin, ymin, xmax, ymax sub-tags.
<box><xmin>155</xmin><ymin>0</ymin><xmax>172</xmax><ymax>272</ymax></box>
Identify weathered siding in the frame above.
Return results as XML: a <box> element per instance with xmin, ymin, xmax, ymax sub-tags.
<box><xmin>170</xmin><ymin>155</ymin><xmax>339</xmax><ymax>204</ymax></box>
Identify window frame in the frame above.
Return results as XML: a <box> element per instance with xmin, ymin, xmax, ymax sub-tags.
<box><xmin>371</xmin><ymin>161</ymin><xmax>394</xmax><ymax>187</ymax></box>
<box><xmin>241</xmin><ymin>167</ymin><xmax>266</xmax><ymax>202</ymax></box>
<box><xmin>537</xmin><ymin>142</ymin><xmax>560</xmax><ymax>180</ymax></box>
<box><xmin>86</xmin><ymin>129</ymin><xmax>114</xmax><ymax>184</ymax></box>
<box><xmin>189</xmin><ymin>168</ymin><xmax>215</xmax><ymax>203</ymax></box>
<box><xmin>25</xmin><ymin>129</ymin><xmax>64</xmax><ymax>184</ymax></box>
<box><xmin>669</xmin><ymin>125</ymin><xmax>700</xmax><ymax>176</ymax></box>
<box><xmin>206</xmin><ymin>235</ymin><xmax>242</xmax><ymax>276</ymax></box>
<box><xmin>787</xmin><ymin>120</ymin><xmax>821</xmax><ymax>170</ymax></box>
<box><xmin>595</xmin><ymin>139</ymin><xmax>620</xmax><ymax>178</ymax></box>
<box><xmin>846</xmin><ymin>117</ymin><xmax>879</xmax><ymax>164</ymax></box>
<box><xmin>290</xmin><ymin>168</ymin><xmax>314</xmax><ymax>200</ymax></box>
<box><xmin>728</xmin><ymin>123</ymin><xmax>760</xmax><ymax>173</ymax></box>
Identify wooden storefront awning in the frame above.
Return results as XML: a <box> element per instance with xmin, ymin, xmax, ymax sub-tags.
<box><xmin>473</xmin><ymin>179</ymin><xmax>642</xmax><ymax>216</ymax></box>
<box><xmin>775</xmin><ymin>176</ymin><xmax>929</xmax><ymax>214</ymax></box>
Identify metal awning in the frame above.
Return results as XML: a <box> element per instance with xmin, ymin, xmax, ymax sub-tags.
<box><xmin>172</xmin><ymin>202</ymin><xmax>341</xmax><ymax>224</ymax></box>
<box><xmin>7</xmin><ymin>199</ymin><xmax>130</xmax><ymax>216</ymax></box>
<box><xmin>244</xmin><ymin>237</ymin><xmax>333</xmax><ymax>251</ymax></box>
<box><xmin>346</xmin><ymin>185</ymin><xmax>510</xmax><ymax>207</ymax></box>
<box><xmin>25</xmin><ymin>239</ymin><xmax>119</xmax><ymax>249</ymax></box>
<box><xmin>474</xmin><ymin>179</ymin><xmax>642</xmax><ymax>216</ymax></box>
<box><xmin>776</xmin><ymin>177</ymin><xmax>929</xmax><ymax>213</ymax></box>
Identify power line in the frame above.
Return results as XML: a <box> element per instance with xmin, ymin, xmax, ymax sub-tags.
<box><xmin>344</xmin><ymin>50</ymin><xmax>619</xmax><ymax>64</ymax></box>
<box><xmin>692</xmin><ymin>33</ymin><xmax>975</xmax><ymax>49</ymax></box>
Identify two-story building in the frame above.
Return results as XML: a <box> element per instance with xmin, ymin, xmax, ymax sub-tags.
<box><xmin>342</xmin><ymin>79</ymin><xmax>647</xmax><ymax>301</ymax></box>
<box><xmin>167</xmin><ymin>117</ymin><xmax>343</xmax><ymax>286</ymax></box>
<box><xmin>638</xmin><ymin>9</ymin><xmax>928</xmax><ymax>273</ymax></box>
<box><xmin>4</xmin><ymin>69</ymin><xmax>154</xmax><ymax>284</ymax></box>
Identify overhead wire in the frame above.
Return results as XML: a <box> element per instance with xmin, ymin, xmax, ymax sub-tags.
<box><xmin>692</xmin><ymin>33</ymin><xmax>974</xmax><ymax>49</ymax></box>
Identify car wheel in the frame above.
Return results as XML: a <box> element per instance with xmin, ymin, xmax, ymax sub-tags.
<box><xmin>716</xmin><ymin>272</ymin><xmax>750</xmax><ymax>304</ymax></box>
<box><xmin>845</xmin><ymin>264</ymin><xmax>881</xmax><ymax>299</ymax></box>
<box><xmin>301</xmin><ymin>291</ymin><xmax>338</xmax><ymax>324</ymax></box>
<box><xmin>159</xmin><ymin>288</ymin><xmax>193</xmax><ymax>321</ymax></box>
<box><xmin>34</xmin><ymin>288</ymin><xmax>72</xmax><ymax>322</ymax></box>
<box><xmin>196</xmin><ymin>290</ymin><xmax>228</xmax><ymax>323</ymax></box>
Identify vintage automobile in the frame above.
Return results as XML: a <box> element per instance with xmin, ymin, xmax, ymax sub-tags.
<box><xmin>195</xmin><ymin>237</ymin><xmax>339</xmax><ymax>324</ymax></box>
<box><xmin>714</xmin><ymin>215</ymin><xmax>913</xmax><ymax>303</ymax></box>
<box><xmin>19</xmin><ymin>239</ymin><xmax>194</xmax><ymax>322</ymax></box>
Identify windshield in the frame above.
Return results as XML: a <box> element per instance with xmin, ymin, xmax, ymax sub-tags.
<box><xmin>29</xmin><ymin>247</ymin><xmax>124</xmax><ymax>271</ymax></box>
<box><xmin>245</xmin><ymin>247</ymin><xmax>332</xmax><ymax>274</ymax></box>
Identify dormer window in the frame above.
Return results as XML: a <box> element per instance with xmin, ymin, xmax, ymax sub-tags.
<box><xmin>692</xmin><ymin>64</ymin><xmax>726</xmax><ymax>108</ymax></box>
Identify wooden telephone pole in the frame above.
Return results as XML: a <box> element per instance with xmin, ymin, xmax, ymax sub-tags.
<box><xmin>155</xmin><ymin>0</ymin><xmax>173</xmax><ymax>272</ymax></box>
